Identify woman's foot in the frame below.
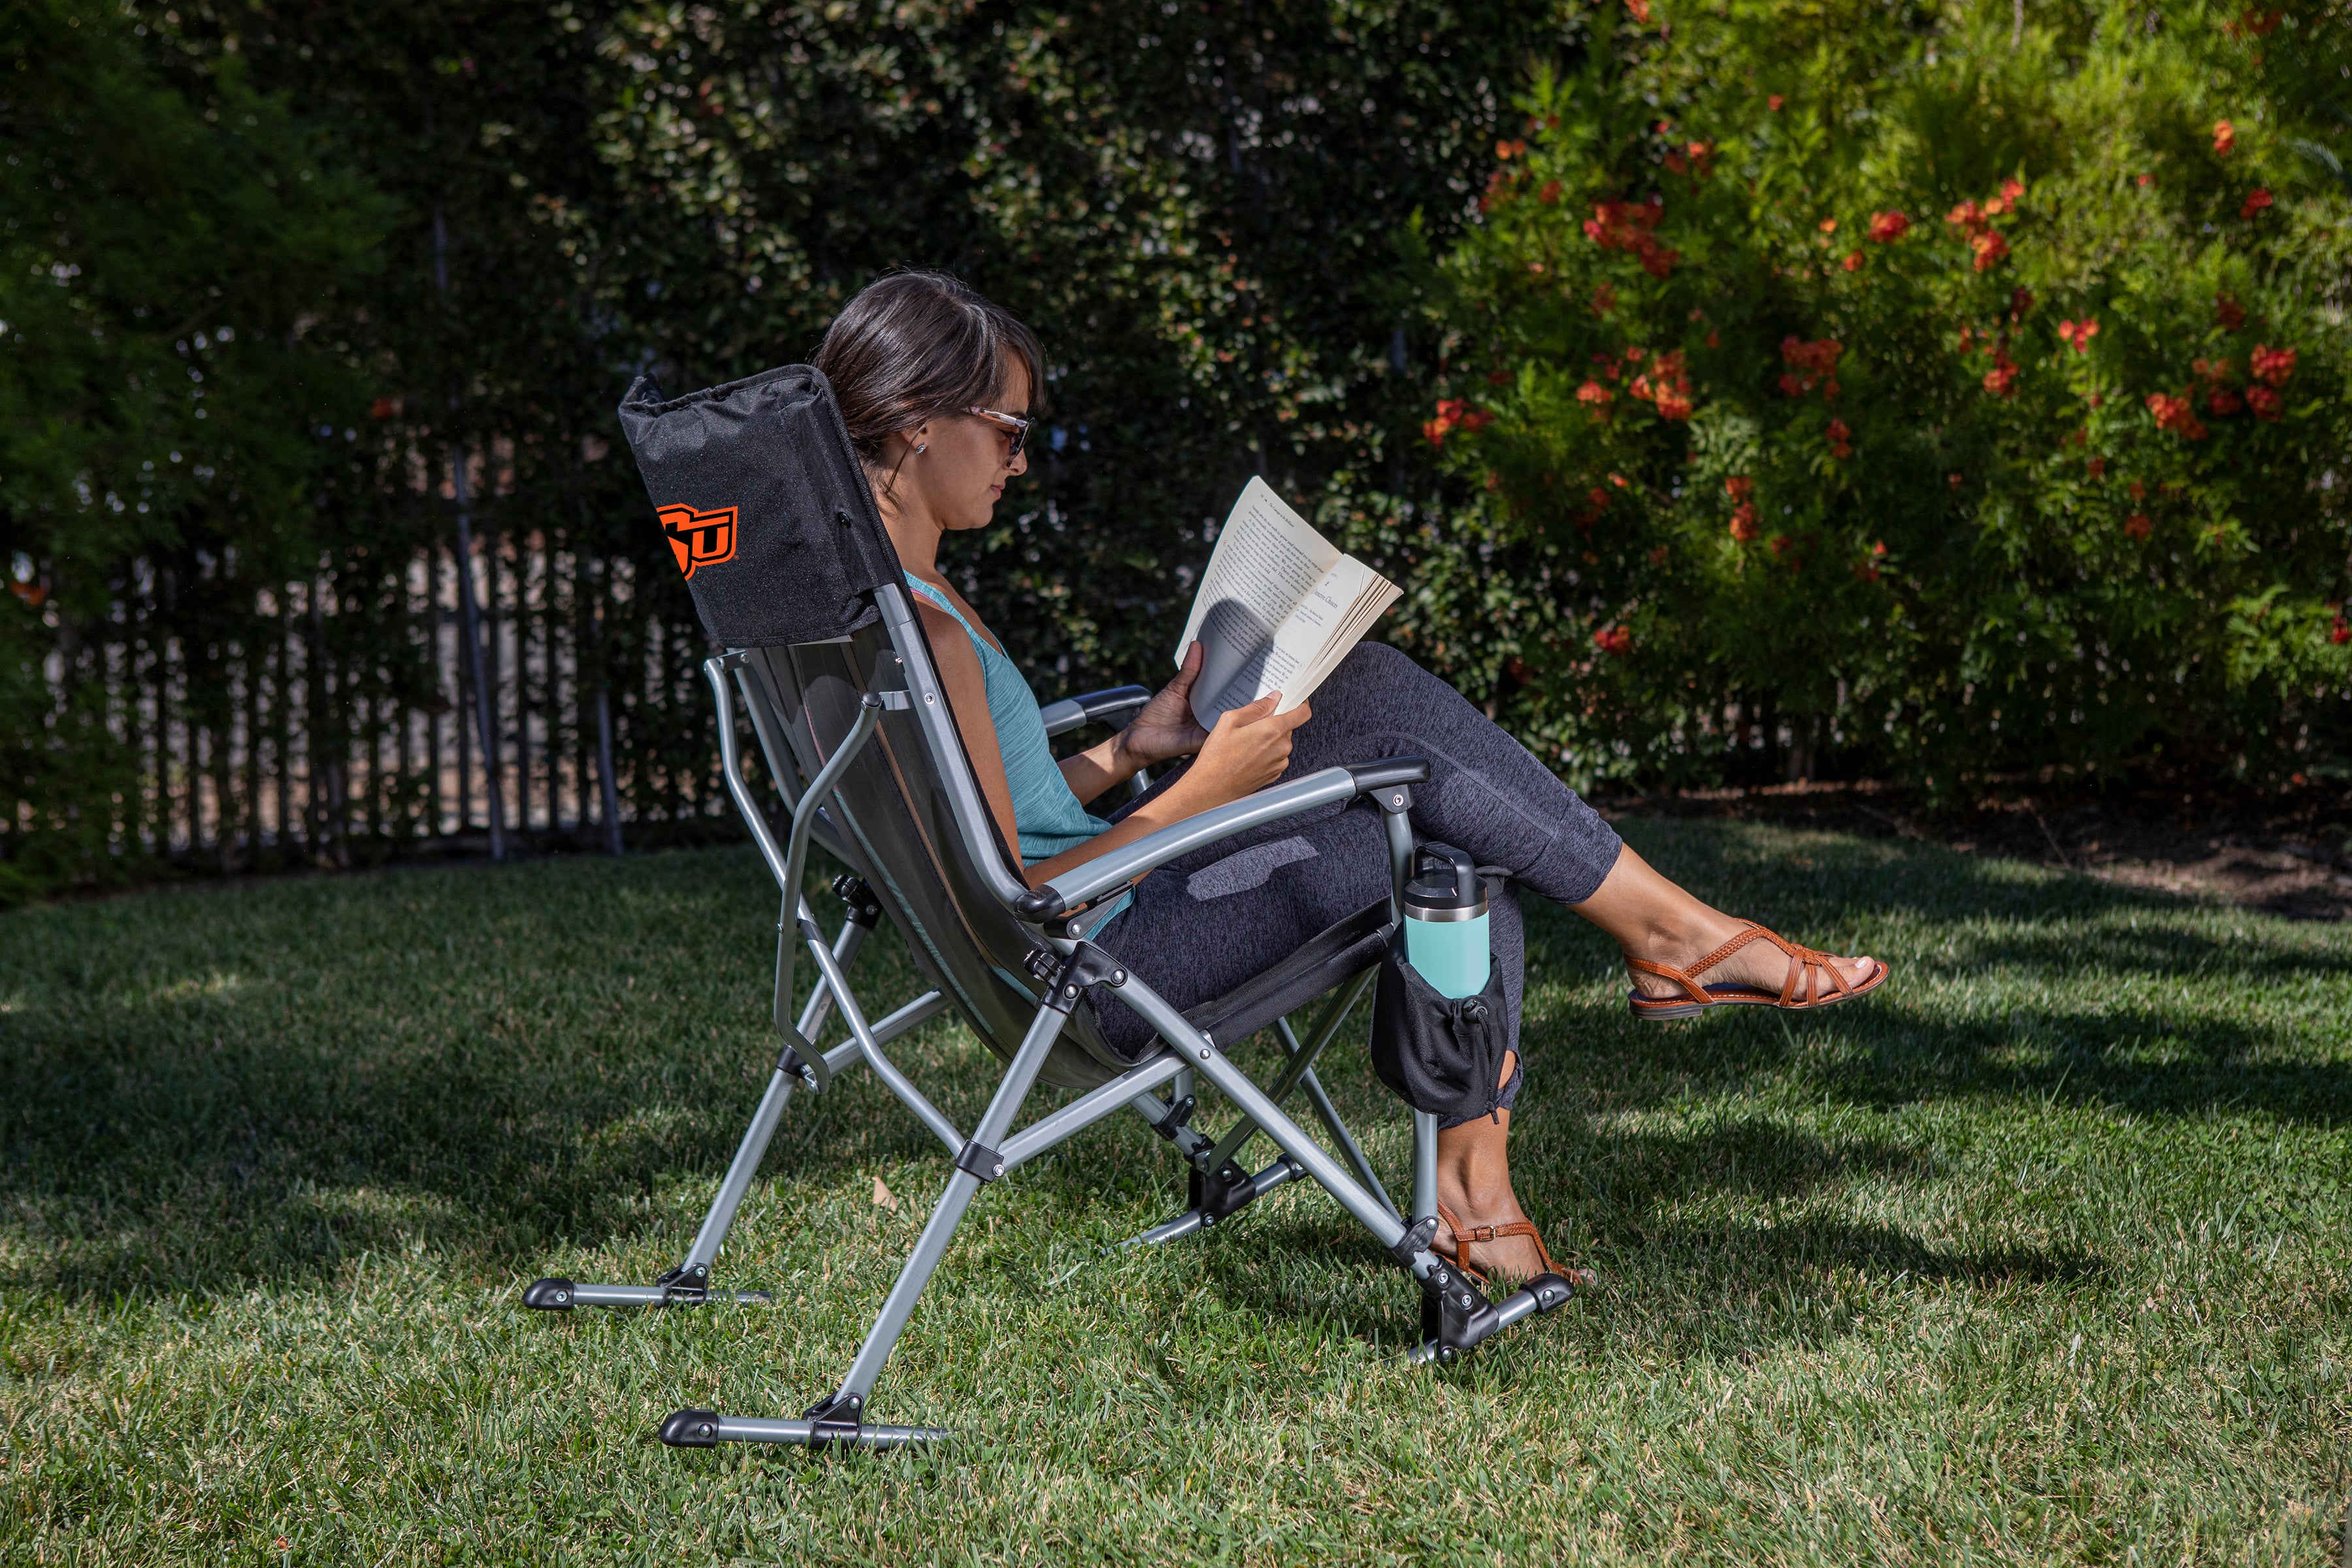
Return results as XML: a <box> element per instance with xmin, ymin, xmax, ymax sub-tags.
<box><xmin>1567</xmin><ymin>845</ymin><xmax>1879</xmax><ymax>1007</ymax></box>
<box><xmin>1624</xmin><ymin>913</ymin><xmax>1880</xmax><ymax>1004</ymax></box>
<box><xmin>1432</xmin><ymin>1196</ymin><xmax>1553</xmax><ymax>1284</ymax></box>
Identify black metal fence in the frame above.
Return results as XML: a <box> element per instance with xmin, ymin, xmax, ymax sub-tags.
<box><xmin>7</xmin><ymin>476</ymin><xmax>742</xmax><ymax>886</ymax></box>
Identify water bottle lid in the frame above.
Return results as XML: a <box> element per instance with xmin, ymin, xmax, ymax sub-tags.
<box><xmin>1403</xmin><ymin>845</ymin><xmax>1487</xmax><ymax>920</ymax></box>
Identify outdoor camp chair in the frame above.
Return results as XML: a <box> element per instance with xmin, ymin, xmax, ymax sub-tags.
<box><xmin>521</xmin><ymin>364</ymin><xmax>1581</xmax><ymax>1449</ymax></box>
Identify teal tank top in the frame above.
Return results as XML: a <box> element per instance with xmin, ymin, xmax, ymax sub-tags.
<box><xmin>902</xmin><ymin>579</ymin><xmax>1130</xmax><ymax>928</ymax></box>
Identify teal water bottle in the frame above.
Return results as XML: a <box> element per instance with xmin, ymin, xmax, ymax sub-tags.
<box><xmin>1401</xmin><ymin>846</ymin><xmax>1490</xmax><ymax>1000</ymax></box>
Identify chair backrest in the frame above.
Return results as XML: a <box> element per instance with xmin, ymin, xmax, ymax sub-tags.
<box><xmin>621</xmin><ymin>364</ymin><xmax>1140</xmax><ymax>1091</ymax></box>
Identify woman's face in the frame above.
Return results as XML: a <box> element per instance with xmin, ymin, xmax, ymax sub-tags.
<box><xmin>902</xmin><ymin>359</ymin><xmax>1031</xmax><ymax>535</ymax></box>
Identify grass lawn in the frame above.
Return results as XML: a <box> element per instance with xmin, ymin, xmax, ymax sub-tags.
<box><xmin>3</xmin><ymin>820</ymin><xmax>2347</xmax><ymax>1563</ymax></box>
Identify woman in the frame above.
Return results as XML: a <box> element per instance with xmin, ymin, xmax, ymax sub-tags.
<box><xmin>816</xmin><ymin>271</ymin><xmax>1886</xmax><ymax>1285</ymax></box>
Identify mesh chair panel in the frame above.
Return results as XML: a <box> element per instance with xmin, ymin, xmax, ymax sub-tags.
<box><xmin>740</xmin><ymin>632</ymin><xmax>1139</xmax><ymax>1092</ymax></box>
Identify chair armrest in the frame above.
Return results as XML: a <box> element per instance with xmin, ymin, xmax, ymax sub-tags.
<box><xmin>1012</xmin><ymin>757</ymin><xmax>1429</xmax><ymax>920</ymax></box>
<box><xmin>1038</xmin><ymin>685</ymin><xmax>1152</xmax><ymax>738</ymax></box>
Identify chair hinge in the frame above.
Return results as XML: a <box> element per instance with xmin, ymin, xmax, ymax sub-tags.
<box><xmin>1042</xmin><ymin>941</ymin><xmax>1128</xmax><ymax>1014</ymax></box>
<box><xmin>1388</xmin><ymin>1214</ymin><xmax>1439</xmax><ymax>1270</ymax></box>
<box><xmin>777</xmin><ymin>1033</ymin><xmax>828</xmax><ymax>1094</ymax></box>
<box><xmin>802</xmin><ymin>1390</ymin><xmax>864</xmax><ymax>1443</ymax></box>
<box><xmin>831</xmin><ymin>874</ymin><xmax>883</xmax><ymax>927</ymax></box>
<box><xmin>1151</xmin><ymin>1095</ymin><xmax>1196</xmax><ymax>1141</ymax></box>
<box><xmin>954</xmin><ymin>1140</ymin><xmax>1007</xmax><ymax>1183</ymax></box>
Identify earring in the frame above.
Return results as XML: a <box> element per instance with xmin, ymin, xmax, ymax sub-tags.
<box><xmin>915</xmin><ymin>442</ymin><xmax>927</xmax><ymax>454</ymax></box>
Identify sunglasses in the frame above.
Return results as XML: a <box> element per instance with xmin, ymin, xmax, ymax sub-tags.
<box><xmin>964</xmin><ymin>405</ymin><xmax>1032</xmax><ymax>459</ymax></box>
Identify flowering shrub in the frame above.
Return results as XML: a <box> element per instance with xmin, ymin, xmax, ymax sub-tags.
<box><xmin>1408</xmin><ymin>0</ymin><xmax>2351</xmax><ymax>790</ymax></box>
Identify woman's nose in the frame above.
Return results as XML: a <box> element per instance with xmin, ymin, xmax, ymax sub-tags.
<box><xmin>1007</xmin><ymin>446</ymin><xmax>1028</xmax><ymax>478</ymax></box>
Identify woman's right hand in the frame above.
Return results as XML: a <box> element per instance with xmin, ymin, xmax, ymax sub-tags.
<box><xmin>1177</xmin><ymin>693</ymin><xmax>1313</xmax><ymax>809</ymax></box>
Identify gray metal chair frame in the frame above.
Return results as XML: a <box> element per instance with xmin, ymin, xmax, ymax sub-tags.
<box><xmin>527</xmin><ymin>581</ymin><xmax>1578</xmax><ymax>1448</ymax></box>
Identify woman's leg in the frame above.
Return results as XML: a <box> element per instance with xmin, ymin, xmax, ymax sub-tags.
<box><xmin>1281</xmin><ymin>644</ymin><xmax>1879</xmax><ymax>1001</ymax></box>
<box><xmin>1101</xmin><ymin>642</ymin><xmax>1877</xmax><ymax>1277</ymax></box>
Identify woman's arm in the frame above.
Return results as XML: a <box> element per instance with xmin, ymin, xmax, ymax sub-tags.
<box><xmin>1055</xmin><ymin>642</ymin><xmax>1212</xmax><ymax>806</ymax></box>
<box><xmin>916</xmin><ymin>600</ymin><xmax>1027</xmax><ymax>864</ymax></box>
<box><xmin>1022</xmin><ymin>693</ymin><xmax>1309</xmax><ymax>889</ymax></box>
<box><xmin>925</xmin><ymin>605</ymin><xmax>1311</xmax><ymax>892</ymax></box>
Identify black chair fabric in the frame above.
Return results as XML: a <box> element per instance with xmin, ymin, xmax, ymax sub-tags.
<box><xmin>618</xmin><ymin>365</ymin><xmax>902</xmax><ymax>647</ymax></box>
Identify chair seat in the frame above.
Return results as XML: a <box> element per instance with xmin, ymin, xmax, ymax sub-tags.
<box><xmin>1181</xmin><ymin>898</ymin><xmax>1394</xmax><ymax>1050</ymax></box>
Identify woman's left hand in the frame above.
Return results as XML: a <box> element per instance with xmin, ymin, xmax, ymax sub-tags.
<box><xmin>1116</xmin><ymin>642</ymin><xmax>1212</xmax><ymax>770</ymax></box>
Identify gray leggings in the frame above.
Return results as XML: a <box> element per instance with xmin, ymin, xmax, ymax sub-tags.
<box><xmin>1090</xmin><ymin>643</ymin><xmax>1624</xmax><ymax>1124</ymax></box>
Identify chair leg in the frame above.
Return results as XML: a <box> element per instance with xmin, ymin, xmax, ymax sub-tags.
<box><xmin>661</xmin><ymin>972</ymin><xmax>1077</xmax><ymax>1447</ymax></box>
<box><xmin>1124</xmin><ymin>971</ymin><xmax>1388</xmax><ymax>1243</ymax></box>
<box><xmin>523</xmin><ymin>912</ymin><xmax>947</xmax><ymax>1312</ymax></box>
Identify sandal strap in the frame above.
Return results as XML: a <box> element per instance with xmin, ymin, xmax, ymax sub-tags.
<box><xmin>1625</xmin><ymin>954</ymin><xmax>1712</xmax><ymax>1007</ymax></box>
<box><xmin>1436</xmin><ymin>1204</ymin><xmax>1571</xmax><ymax>1283</ymax></box>
<box><xmin>1681</xmin><ymin>922</ymin><xmax>1774</xmax><ymax>982</ymax></box>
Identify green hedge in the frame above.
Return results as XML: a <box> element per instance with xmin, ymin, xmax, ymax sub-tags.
<box><xmin>1411</xmin><ymin>0</ymin><xmax>2352</xmax><ymax>793</ymax></box>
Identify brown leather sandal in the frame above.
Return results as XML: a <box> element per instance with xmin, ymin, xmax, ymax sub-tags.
<box><xmin>1627</xmin><ymin>922</ymin><xmax>1887</xmax><ymax>1022</ymax></box>
<box><xmin>1435</xmin><ymin>1202</ymin><xmax>1598</xmax><ymax>1290</ymax></box>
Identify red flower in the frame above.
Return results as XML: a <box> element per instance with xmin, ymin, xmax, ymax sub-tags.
<box><xmin>1841</xmin><ymin>250</ymin><xmax>1863</xmax><ymax>272</ymax></box>
<box><xmin>1590</xmin><ymin>282</ymin><xmax>1617</xmax><ymax>318</ymax></box>
<box><xmin>1946</xmin><ymin>199</ymin><xmax>1984</xmax><ymax>227</ymax></box>
<box><xmin>1949</xmin><ymin>472</ymin><xmax>1965</xmax><ymax>488</ymax></box>
<box><xmin>1576</xmin><ymin>380</ymin><xmax>1615</xmax><ymax>412</ymax></box>
<box><xmin>2246</xmin><ymin>384</ymin><xmax>2283</xmax><ymax>420</ymax></box>
<box><xmin>1819</xmin><ymin>217</ymin><xmax>1839</xmax><ymax>235</ymax></box>
<box><xmin>1780</xmin><ymin>336</ymin><xmax>1844</xmax><ymax>393</ymax></box>
<box><xmin>2216</xmin><ymin>295</ymin><xmax>2246</xmax><ymax>329</ymax></box>
<box><xmin>1539</xmin><ymin>179</ymin><xmax>1562</xmax><ymax>204</ymax></box>
<box><xmin>1724</xmin><ymin>475</ymin><xmax>1755</xmax><ymax>500</ymax></box>
<box><xmin>369</xmin><ymin>397</ymin><xmax>398</xmax><ymax>420</ymax></box>
<box><xmin>1827</xmin><ymin>417</ymin><xmax>1852</xmax><ymax>457</ymax></box>
<box><xmin>1729</xmin><ymin>503</ymin><xmax>1759</xmax><ymax>540</ymax></box>
<box><xmin>2087</xmin><ymin>457</ymin><xmax>2106</xmax><ymax>479</ymax></box>
<box><xmin>2000</xmin><ymin>178</ymin><xmax>2025</xmax><ymax>201</ymax></box>
<box><xmin>1584</xmin><ymin>197</ymin><xmax>1678</xmax><ymax>278</ymax></box>
<box><xmin>2145</xmin><ymin>393</ymin><xmax>2208</xmax><ymax>439</ymax></box>
<box><xmin>2241</xmin><ymin>188</ymin><xmax>2273</xmax><ymax>218</ymax></box>
<box><xmin>2057</xmin><ymin>318</ymin><xmax>2100</xmax><ymax>353</ymax></box>
<box><xmin>1767</xmin><ymin>95</ymin><xmax>1784</xmax><ymax>111</ymax></box>
<box><xmin>1588</xmin><ymin>485</ymin><xmax>1611</xmax><ymax>509</ymax></box>
<box><xmin>1593</xmin><ymin>624</ymin><xmax>1633</xmax><ymax>655</ymax></box>
<box><xmin>1422</xmin><ymin>399</ymin><xmax>1488</xmax><ymax>446</ymax></box>
<box><xmin>2125</xmin><ymin>514</ymin><xmax>2153</xmax><ymax>540</ymax></box>
<box><xmin>1767</xmin><ymin>534</ymin><xmax>1801</xmax><ymax>570</ymax></box>
<box><xmin>2136</xmin><ymin>172</ymin><xmax>2154</xmax><ymax>188</ymax></box>
<box><xmin>2334</xmin><ymin>618</ymin><xmax>2350</xmax><ymax>645</ymax></box>
<box><xmin>2250</xmin><ymin>344</ymin><xmax>2296</xmax><ymax>386</ymax></box>
<box><xmin>1970</xmin><ymin>230</ymin><xmax>2010</xmax><ymax>271</ymax></box>
<box><xmin>1867</xmin><ymin>210</ymin><xmax>1910</xmax><ymax>242</ymax></box>
<box><xmin>2209</xmin><ymin>385</ymin><xmax>2244</xmax><ymax>416</ymax></box>
<box><xmin>2213</xmin><ymin>119</ymin><xmax>2237</xmax><ymax>157</ymax></box>
<box><xmin>2128</xmin><ymin>480</ymin><xmax>2146</xmax><ymax>500</ymax></box>
<box><xmin>1983</xmin><ymin>359</ymin><xmax>2019</xmax><ymax>397</ymax></box>
<box><xmin>1624</xmin><ymin>0</ymin><xmax>1652</xmax><ymax>22</ymax></box>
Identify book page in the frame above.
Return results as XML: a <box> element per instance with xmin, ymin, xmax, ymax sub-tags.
<box><xmin>1174</xmin><ymin>478</ymin><xmax>1343</xmax><ymax>727</ymax></box>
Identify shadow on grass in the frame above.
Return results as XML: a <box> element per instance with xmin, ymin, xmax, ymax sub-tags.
<box><xmin>0</xmin><ymin>825</ymin><xmax>2341</xmax><ymax>1311</ymax></box>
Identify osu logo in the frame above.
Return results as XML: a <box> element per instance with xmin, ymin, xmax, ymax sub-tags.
<box><xmin>657</xmin><ymin>504</ymin><xmax>738</xmax><ymax>580</ymax></box>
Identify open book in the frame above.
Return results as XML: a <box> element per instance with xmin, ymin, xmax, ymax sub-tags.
<box><xmin>1173</xmin><ymin>477</ymin><xmax>1402</xmax><ymax>730</ymax></box>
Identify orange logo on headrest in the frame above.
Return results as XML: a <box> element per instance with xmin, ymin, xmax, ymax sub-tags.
<box><xmin>657</xmin><ymin>504</ymin><xmax>738</xmax><ymax>580</ymax></box>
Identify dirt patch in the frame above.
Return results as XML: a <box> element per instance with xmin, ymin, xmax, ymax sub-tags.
<box><xmin>1598</xmin><ymin>780</ymin><xmax>2352</xmax><ymax>921</ymax></box>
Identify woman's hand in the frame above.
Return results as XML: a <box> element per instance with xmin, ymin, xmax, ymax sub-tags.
<box><xmin>1115</xmin><ymin>642</ymin><xmax>1213</xmax><ymax>770</ymax></box>
<box><xmin>1171</xmin><ymin>691</ymin><xmax>1313</xmax><ymax>811</ymax></box>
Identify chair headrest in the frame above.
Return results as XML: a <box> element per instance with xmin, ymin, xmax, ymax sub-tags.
<box><xmin>618</xmin><ymin>364</ymin><xmax>904</xmax><ymax>647</ymax></box>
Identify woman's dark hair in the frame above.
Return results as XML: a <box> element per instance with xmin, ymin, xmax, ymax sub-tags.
<box><xmin>814</xmin><ymin>271</ymin><xmax>1044</xmax><ymax>466</ymax></box>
